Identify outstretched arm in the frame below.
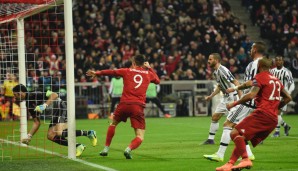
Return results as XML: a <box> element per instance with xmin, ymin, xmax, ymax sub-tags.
<box><xmin>232</xmin><ymin>79</ymin><xmax>243</xmax><ymax>97</ymax></box>
<box><xmin>86</xmin><ymin>69</ymin><xmax>123</xmax><ymax>79</ymax></box>
<box><xmin>21</xmin><ymin>117</ymin><xmax>41</xmax><ymax>145</ymax></box>
<box><xmin>226</xmin><ymin>80</ymin><xmax>253</xmax><ymax>93</ymax></box>
<box><xmin>227</xmin><ymin>86</ymin><xmax>259</xmax><ymax>110</ymax></box>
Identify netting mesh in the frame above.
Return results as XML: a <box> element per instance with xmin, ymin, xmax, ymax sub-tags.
<box><xmin>0</xmin><ymin>0</ymin><xmax>60</xmax><ymax>23</ymax></box>
<box><xmin>0</xmin><ymin>1</ymin><xmax>66</xmax><ymax>160</ymax></box>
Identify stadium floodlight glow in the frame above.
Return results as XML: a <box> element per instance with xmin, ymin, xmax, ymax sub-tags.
<box><xmin>0</xmin><ymin>0</ymin><xmax>76</xmax><ymax>159</ymax></box>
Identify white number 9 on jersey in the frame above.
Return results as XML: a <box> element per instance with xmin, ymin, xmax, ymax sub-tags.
<box><xmin>133</xmin><ymin>74</ymin><xmax>143</xmax><ymax>88</ymax></box>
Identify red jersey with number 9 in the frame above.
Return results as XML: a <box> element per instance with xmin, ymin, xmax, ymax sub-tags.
<box><xmin>101</xmin><ymin>67</ymin><xmax>160</xmax><ymax>105</ymax></box>
<box><xmin>252</xmin><ymin>71</ymin><xmax>284</xmax><ymax>118</ymax></box>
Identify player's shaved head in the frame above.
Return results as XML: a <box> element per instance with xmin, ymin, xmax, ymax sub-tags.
<box><xmin>133</xmin><ymin>54</ymin><xmax>146</xmax><ymax>66</ymax></box>
<box><xmin>259</xmin><ymin>57</ymin><xmax>272</xmax><ymax>70</ymax></box>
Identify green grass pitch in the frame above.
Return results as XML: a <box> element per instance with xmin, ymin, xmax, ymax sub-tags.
<box><xmin>0</xmin><ymin>115</ymin><xmax>297</xmax><ymax>171</ymax></box>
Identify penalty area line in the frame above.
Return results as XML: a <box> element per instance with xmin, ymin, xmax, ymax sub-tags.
<box><xmin>0</xmin><ymin>138</ymin><xmax>118</xmax><ymax>171</ymax></box>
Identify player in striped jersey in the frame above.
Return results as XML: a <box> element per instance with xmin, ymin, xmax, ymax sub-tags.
<box><xmin>207</xmin><ymin>42</ymin><xmax>266</xmax><ymax>162</ymax></box>
<box><xmin>202</xmin><ymin>53</ymin><xmax>256</xmax><ymax>162</ymax></box>
<box><xmin>270</xmin><ymin>56</ymin><xmax>294</xmax><ymax>136</ymax></box>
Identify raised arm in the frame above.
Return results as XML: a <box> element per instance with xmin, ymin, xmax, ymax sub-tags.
<box><xmin>144</xmin><ymin>62</ymin><xmax>160</xmax><ymax>84</ymax></box>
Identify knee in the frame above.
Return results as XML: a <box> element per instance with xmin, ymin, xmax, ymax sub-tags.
<box><xmin>137</xmin><ymin>135</ymin><xmax>144</xmax><ymax>141</ymax></box>
<box><xmin>230</xmin><ymin>129</ymin><xmax>240</xmax><ymax>140</ymax></box>
<box><xmin>211</xmin><ymin>114</ymin><xmax>221</xmax><ymax>122</ymax></box>
<box><xmin>47</xmin><ymin>132</ymin><xmax>56</xmax><ymax>141</ymax></box>
<box><xmin>223</xmin><ymin>120</ymin><xmax>235</xmax><ymax>128</ymax></box>
<box><xmin>47</xmin><ymin>134</ymin><xmax>54</xmax><ymax>141</ymax></box>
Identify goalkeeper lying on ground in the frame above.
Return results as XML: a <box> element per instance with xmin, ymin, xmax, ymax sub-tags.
<box><xmin>12</xmin><ymin>84</ymin><xmax>97</xmax><ymax>157</ymax></box>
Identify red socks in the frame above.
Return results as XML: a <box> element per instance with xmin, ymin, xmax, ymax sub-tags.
<box><xmin>105</xmin><ymin>125</ymin><xmax>116</xmax><ymax>146</ymax></box>
<box><xmin>229</xmin><ymin>135</ymin><xmax>248</xmax><ymax>164</ymax></box>
<box><xmin>128</xmin><ymin>137</ymin><xmax>143</xmax><ymax>150</ymax></box>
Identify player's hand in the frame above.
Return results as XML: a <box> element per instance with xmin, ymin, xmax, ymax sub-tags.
<box><xmin>144</xmin><ymin>62</ymin><xmax>151</xmax><ymax>69</ymax></box>
<box><xmin>34</xmin><ymin>103</ymin><xmax>48</xmax><ymax>113</ymax></box>
<box><xmin>226</xmin><ymin>87</ymin><xmax>235</xmax><ymax>94</ymax></box>
<box><xmin>226</xmin><ymin>102</ymin><xmax>235</xmax><ymax>111</ymax></box>
<box><xmin>205</xmin><ymin>96</ymin><xmax>212</xmax><ymax>101</ymax></box>
<box><xmin>21</xmin><ymin>134</ymin><xmax>32</xmax><ymax>145</ymax></box>
<box><xmin>21</xmin><ymin>138</ymin><xmax>31</xmax><ymax>145</ymax></box>
<box><xmin>86</xmin><ymin>70</ymin><xmax>97</xmax><ymax>79</ymax></box>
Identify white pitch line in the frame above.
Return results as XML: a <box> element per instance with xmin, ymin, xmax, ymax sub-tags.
<box><xmin>0</xmin><ymin>139</ymin><xmax>118</xmax><ymax>171</ymax></box>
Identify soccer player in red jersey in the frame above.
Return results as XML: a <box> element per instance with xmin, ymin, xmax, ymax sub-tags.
<box><xmin>86</xmin><ymin>54</ymin><xmax>160</xmax><ymax>159</ymax></box>
<box><xmin>215</xmin><ymin>58</ymin><xmax>292</xmax><ymax>171</ymax></box>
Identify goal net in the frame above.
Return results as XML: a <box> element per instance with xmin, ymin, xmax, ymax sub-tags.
<box><xmin>0</xmin><ymin>0</ymin><xmax>76</xmax><ymax>160</ymax></box>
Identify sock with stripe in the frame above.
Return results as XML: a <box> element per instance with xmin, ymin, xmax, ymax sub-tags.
<box><xmin>61</xmin><ymin>129</ymin><xmax>88</xmax><ymax>138</ymax></box>
<box><xmin>208</xmin><ymin>121</ymin><xmax>219</xmax><ymax>140</ymax></box>
<box><xmin>217</xmin><ymin>127</ymin><xmax>232</xmax><ymax>158</ymax></box>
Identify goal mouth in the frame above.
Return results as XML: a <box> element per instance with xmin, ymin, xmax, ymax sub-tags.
<box><xmin>0</xmin><ymin>0</ymin><xmax>63</xmax><ymax>24</ymax></box>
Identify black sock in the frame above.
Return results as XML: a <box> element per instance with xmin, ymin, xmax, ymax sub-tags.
<box><xmin>52</xmin><ymin>136</ymin><xmax>68</xmax><ymax>146</ymax></box>
<box><xmin>62</xmin><ymin>129</ymin><xmax>88</xmax><ymax>137</ymax></box>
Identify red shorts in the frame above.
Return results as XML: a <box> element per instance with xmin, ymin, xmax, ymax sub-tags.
<box><xmin>113</xmin><ymin>103</ymin><xmax>146</xmax><ymax>129</ymax></box>
<box><xmin>235</xmin><ymin>110</ymin><xmax>277</xmax><ymax>147</ymax></box>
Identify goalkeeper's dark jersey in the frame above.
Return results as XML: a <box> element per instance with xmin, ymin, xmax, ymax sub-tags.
<box><xmin>25</xmin><ymin>91</ymin><xmax>67</xmax><ymax>127</ymax></box>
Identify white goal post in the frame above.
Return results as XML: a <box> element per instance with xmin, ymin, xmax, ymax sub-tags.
<box><xmin>0</xmin><ymin>0</ymin><xmax>76</xmax><ymax>159</ymax></box>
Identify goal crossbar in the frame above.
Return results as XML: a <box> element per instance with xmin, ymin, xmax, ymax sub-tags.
<box><xmin>0</xmin><ymin>0</ymin><xmax>63</xmax><ymax>24</ymax></box>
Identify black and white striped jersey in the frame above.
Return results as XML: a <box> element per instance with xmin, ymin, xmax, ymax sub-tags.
<box><xmin>213</xmin><ymin>64</ymin><xmax>236</xmax><ymax>95</ymax></box>
<box><xmin>270</xmin><ymin>66</ymin><xmax>295</xmax><ymax>93</ymax></box>
<box><xmin>243</xmin><ymin>58</ymin><xmax>262</xmax><ymax>108</ymax></box>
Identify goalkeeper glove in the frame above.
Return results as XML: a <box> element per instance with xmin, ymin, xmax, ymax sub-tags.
<box><xmin>21</xmin><ymin>134</ymin><xmax>32</xmax><ymax>145</ymax></box>
<box><xmin>34</xmin><ymin>103</ymin><xmax>48</xmax><ymax>113</ymax></box>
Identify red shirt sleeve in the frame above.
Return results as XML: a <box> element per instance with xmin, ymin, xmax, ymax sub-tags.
<box><xmin>98</xmin><ymin>68</ymin><xmax>127</xmax><ymax>77</ymax></box>
<box><xmin>148</xmin><ymin>68</ymin><xmax>160</xmax><ymax>84</ymax></box>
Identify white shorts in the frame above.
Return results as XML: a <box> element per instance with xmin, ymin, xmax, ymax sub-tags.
<box><xmin>214</xmin><ymin>93</ymin><xmax>239</xmax><ymax>115</ymax></box>
<box><xmin>280</xmin><ymin>105</ymin><xmax>287</xmax><ymax>113</ymax></box>
<box><xmin>227</xmin><ymin>104</ymin><xmax>253</xmax><ymax>124</ymax></box>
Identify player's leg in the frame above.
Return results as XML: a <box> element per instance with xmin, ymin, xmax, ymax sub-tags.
<box><xmin>202</xmin><ymin>112</ymin><xmax>223</xmax><ymax>145</ymax></box>
<box><xmin>279</xmin><ymin>107</ymin><xmax>291</xmax><ymax>136</ymax></box>
<box><xmin>60</xmin><ymin>128</ymin><xmax>97</xmax><ymax>147</ymax></box>
<box><xmin>216</xmin><ymin>128</ymin><xmax>251</xmax><ymax>171</ymax></box>
<box><xmin>123</xmin><ymin>104</ymin><xmax>146</xmax><ymax>159</ymax></box>
<box><xmin>202</xmin><ymin>100</ymin><xmax>227</xmax><ymax>145</ymax></box>
<box><xmin>99</xmin><ymin>118</ymin><xmax>120</xmax><ymax>156</ymax></box>
<box><xmin>124</xmin><ymin>128</ymin><xmax>145</xmax><ymax>159</ymax></box>
<box><xmin>151</xmin><ymin>98</ymin><xmax>169</xmax><ymax>116</ymax></box>
<box><xmin>228</xmin><ymin>105</ymin><xmax>255</xmax><ymax>161</ymax></box>
<box><xmin>48</xmin><ymin>124</ymin><xmax>87</xmax><ymax>157</ymax></box>
<box><xmin>109</xmin><ymin>97</ymin><xmax>120</xmax><ymax>119</ymax></box>
<box><xmin>47</xmin><ymin>124</ymin><xmax>68</xmax><ymax>146</ymax></box>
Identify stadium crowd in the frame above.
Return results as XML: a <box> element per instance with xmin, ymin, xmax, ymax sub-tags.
<box><xmin>72</xmin><ymin>0</ymin><xmax>252</xmax><ymax>82</ymax></box>
<box><xmin>243</xmin><ymin>0</ymin><xmax>298</xmax><ymax>77</ymax></box>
